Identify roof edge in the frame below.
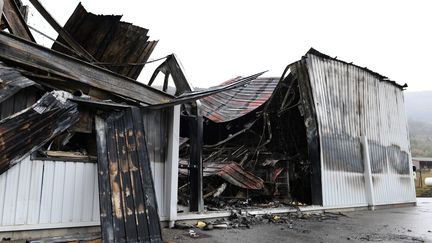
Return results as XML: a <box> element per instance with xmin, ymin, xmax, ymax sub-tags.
<box><xmin>306</xmin><ymin>48</ymin><xmax>408</xmax><ymax>90</ymax></box>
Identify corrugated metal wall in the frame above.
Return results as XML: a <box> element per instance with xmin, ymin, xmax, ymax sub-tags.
<box><xmin>142</xmin><ymin>108</ymin><xmax>170</xmax><ymax>220</ymax></box>
<box><xmin>0</xmin><ymin>157</ymin><xmax>100</xmax><ymax>231</ymax></box>
<box><xmin>0</xmin><ymin>107</ymin><xmax>174</xmax><ymax>231</ymax></box>
<box><xmin>305</xmin><ymin>52</ymin><xmax>415</xmax><ymax>207</ymax></box>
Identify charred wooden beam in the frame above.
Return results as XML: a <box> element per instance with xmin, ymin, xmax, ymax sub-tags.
<box><xmin>29</xmin><ymin>0</ymin><xmax>96</xmax><ymax>62</ymax></box>
<box><xmin>2</xmin><ymin>0</ymin><xmax>35</xmax><ymax>42</ymax></box>
<box><xmin>95</xmin><ymin>107</ymin><xmax>162</xmax><ymax>243</ymax></box>
<box><xmin>0</xmin><ymin>91</ymin><xmax>79</xmax><ymax>174</ymax></box>
<box><xmin>0</xmin><ymin>31</ymin><xmax>173</xmax><ymax>105</ymax></box>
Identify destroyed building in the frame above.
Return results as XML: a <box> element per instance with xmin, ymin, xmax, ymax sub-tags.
<box><xmin>0</xmin><ymin>1</ymin><xmax>261</xmax><ymax>241</ymax></box>
<box><xmin>178</xmin><ymin>48</ymin><xmax>415</xmax><ymax>211</ymax></box>
<box><xmin>0</xmin><ymin>0</ymin><xmax>416</xmax><ymax>242</ymax></box>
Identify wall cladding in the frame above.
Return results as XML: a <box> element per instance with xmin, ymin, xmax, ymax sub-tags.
<box><xmin>304</xmin><ymin>51</ymin><xmax>415</xmax><ymax>207</ymax></box>
<box><xmin>0</xmin><ymin>107</ymin><xmax>174</xmax><ymax>232</ymax></box>
<box><xmin>0</xmin><ymin>157</ymin><xmax>100</xmax><ymax>231</ymax></box>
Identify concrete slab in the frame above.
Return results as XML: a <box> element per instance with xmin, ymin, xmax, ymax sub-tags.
<box><xmin>163</xmin><ymin>198</ymin><xmax>432</xmax><ymax>243</ymax></box>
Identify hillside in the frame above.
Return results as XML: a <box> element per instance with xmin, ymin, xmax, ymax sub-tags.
<box><xmin>405</xmin><ymin>91</ymin><xmax>432</xmax><ymax>157</ymax></box>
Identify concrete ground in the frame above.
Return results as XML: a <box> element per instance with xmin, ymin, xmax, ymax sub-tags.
<box><xmin>163</xmin><ymin>198</ymin><xmax>432</xmax><ymax>243</ymax></box>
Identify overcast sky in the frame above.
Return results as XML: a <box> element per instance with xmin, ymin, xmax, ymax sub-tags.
<box><xmin>22</xmin><ymin>0</ymin><xmax>432</xmax><ymax>91</ymax></box>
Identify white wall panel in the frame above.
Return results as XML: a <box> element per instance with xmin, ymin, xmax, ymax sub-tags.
<box><xmin>0</xmin><ymin>107</ymin><xmax>178</xmax><ymax>231</ymax></box>
<box><xmin>305</xmin><ymin>52</ymin><xmax>416</xmax><ymax>207</ymax></box>
<box><xmin>0</xmin><ymin>157</ymin><xmax>100</xmax><ymax>232</ymax></box>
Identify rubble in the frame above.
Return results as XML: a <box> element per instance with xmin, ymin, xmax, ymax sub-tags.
<box><xmin>178</xmin><ymin>75</ymin><xmax>312</xmax><ymax>210</ymax></box>
<box><xmin>0</xmin><ymin>1</ymin><xmax>262</xmax><ymax>242</ymax></box>
<box><xmin>176</xmin><ymin>209</ymin><xmax>343</xmax><ymax>237</ymax></box>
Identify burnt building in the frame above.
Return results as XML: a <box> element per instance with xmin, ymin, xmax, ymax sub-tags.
<box><xmin>179</xmin><ymin>48</ymin><xmax>415</xmax><ymax>211</ymax></box>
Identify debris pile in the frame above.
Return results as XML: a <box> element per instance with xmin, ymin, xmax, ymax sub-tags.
<box><xmin>179</xmin><ymin>75</ymin><xmax>314</xmax><ymax>210</ymax></box>
<box><xmin>0</xmin><ymin>1</ymin><xmax>263</xmax><ymax>241</ymax></box>
<box><xmin>175</xmin><ymin>210</ymin><xmax>344</xmax><ymax>239</ymax></box>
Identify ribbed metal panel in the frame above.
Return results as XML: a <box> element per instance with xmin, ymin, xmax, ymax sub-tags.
<box><xmin>200</xmin><ymin>77</ymin><xmax>279</xmax><ymax>122</ymax></box>
<box><xmin>142</xmin><ymin>108</ymin><xmax>170</xmax><ymax>220</ymax></box>
<box><xmin>0</xmin><ymin>108</ymin><xmax>173</xmax><ymax>232</ymax></box>
<box><xmin>305</xmin><ymin>52</ymin><xmax>415</xmax><ymax>207</ymax></box>
<box><xmin>0</xmin><ymin>157</ymin><xmax>100</xmax><ymax>231</ymax></box>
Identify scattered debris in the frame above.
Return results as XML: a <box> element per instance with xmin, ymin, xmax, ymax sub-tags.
<box><xmin>196</xmin><ymin>221</ymin><xmax>206</xmax><ymax>229</ymax></box>
<box><xmin>188</xmin><ymin>229</ymin><xmax>198</xmax><ymax>238</ymax></box>
<box><xmin>0</xmin><ymin>2</ymin><xmax>262</xmax><ymax>241</ymax></box>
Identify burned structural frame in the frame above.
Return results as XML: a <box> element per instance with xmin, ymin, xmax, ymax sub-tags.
<box><xmin>188</xmin><ymin>48</ymin><xmax>415</xmax><ymax>208</ymax></box>
<box><xmin>195</xmin><ymin>74</ymin><xmax>314</xmax><ymax>205</ymax></box>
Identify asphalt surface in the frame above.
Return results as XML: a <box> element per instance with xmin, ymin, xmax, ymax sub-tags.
<box><xmin>163</xmin><ymin>198</ymin><xmax>432</xmax><ymax>243</ymax></box>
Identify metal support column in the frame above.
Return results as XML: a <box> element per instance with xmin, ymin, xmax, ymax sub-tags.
<box><xmin>188</xmin><ymin>103</ymin><xmax>204</xmax><ymax>212</ymax></box>
<box><xmin>165</xmin><ymin>105</ymin><xmax>180</xmax><ymax>227</ymax></box>
<box><xmin>361</xmin><ymin>135</ymin><xmax>375</xmax><ymax>210</ymax></box>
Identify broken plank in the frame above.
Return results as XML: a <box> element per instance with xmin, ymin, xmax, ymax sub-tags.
<box><xmin>2</xmin><ymin>0</ymin><xmax>35</xmax><ymax>42</ymax></box>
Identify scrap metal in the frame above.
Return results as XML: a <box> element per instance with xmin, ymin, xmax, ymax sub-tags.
<box><xmin>200</xmin><ymin>77</ymin><xmax>279</xmax><ymax>123</ymax></box>
<box><xmin>0</xmin><ymin>91</ymin><xmax>79</xmax><ymax>174</ymax></box>
<box><xmin>95</xmin><ymin>108</ymin><xmax>162</xmax><ymax>243</ymax></box>
<box><xmin>51</xmin><ymin>3</ymin><xmax>154</xmax><ymax>77</ymax></box>
<box><xmin>29</xmin><ymin>0</ymin><xmax>97</xmax><ymax>62</ymax></box>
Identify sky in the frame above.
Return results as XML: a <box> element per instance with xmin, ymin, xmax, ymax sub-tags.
<box><xmin>21</xmin><ymin>0</ymin><xmax>432</xmax><ymax>91</ymax></box>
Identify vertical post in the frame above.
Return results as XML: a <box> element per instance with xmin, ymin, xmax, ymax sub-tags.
<box><xmin>165</xmin><ymin>106</ymin><xmax>180</xmax><ymax>227</ymax></box>
<box><xmin>420</xmin><ymin>170</ymin><xmax>423</xmax><ymax>188</ymax></box>
<box><xmin>361</xmin><ymin>135</ymin><xmax>375</xmax><ymax>210</ymax></box>
<box><xmin>0</xmin><ymin>1</ymin><xmax>4</xmax><ymax>16</ymax></box>
<box><xmin>188</xmin><ymin>102</ymin><xmax>204</xmax><ymax>212</ymax></box>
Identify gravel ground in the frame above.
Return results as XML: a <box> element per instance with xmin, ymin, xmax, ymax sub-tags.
<box><xmin>163</xmin><ymin>198</ymin><xmax>432</xmax><ymax>243</ymax></box>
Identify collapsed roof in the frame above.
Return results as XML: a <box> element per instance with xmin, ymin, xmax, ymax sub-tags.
<box><xmin>0</xmin><ymin>1</ymin><xmax>264</xmax><ymax>241</ymax></box>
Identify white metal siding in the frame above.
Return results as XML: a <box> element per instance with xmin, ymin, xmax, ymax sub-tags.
<box><xmin>0</xmin><ymin>107</ymin><xmax>178</xmax><ymax>232</ymax></box>
<box><xmin>306</xmin><ymin>53</ymin><xmax>415</xmax><ymax>207</ymax></box>
<box><xmin>0</xmin><ymin>157</ymin><xmax>100</xmax><ymax>232</ymax></box>
<box><xmin>142</xmin><ymin>108</ymin><xmax>170</xmax><ymax>220</ymax></box>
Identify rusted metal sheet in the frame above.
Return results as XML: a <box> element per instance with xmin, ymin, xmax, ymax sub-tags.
<box><xmin>205</xmin><ymin>162</ymin><xmax>264</xmax><ymax>190</ymax></box>
<box><xmin>0</xmin><ymin>91</ymin><xmax>79</xmax><ymax>174</ymax></box>
<box><xmin>51</xmin><ymin>3</ymin><xmax>156</xmax><ymax>79</ymax></box>
<box><xmin>147</xmin><ymin>72</ymin><xmax>266</xmax><ymax>110</ymax></box>
<box><xmin>1</xmin><ymin>0</ymin><xmax>35</xmax><ymax>42</ymax></box>
<box><xmin>200</xmin><ymin>77</ymin><xmax>279</xmax><ymax>123</ymax></box>
<box><xmin>95</xmin><ymin>107</ymin><xmax>162</xmax><ymax>243</ymax></box>
<box><xmin>29</xmin><ymin>0</ymin><xmax>96</xmax><ymax>62</ymax></box>
<box><xmin>180</xmin><ymin>161</ymin><xmax>264</xmax><ymax>190</ymax></box>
